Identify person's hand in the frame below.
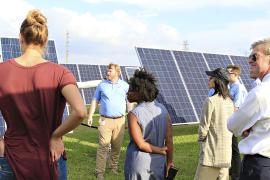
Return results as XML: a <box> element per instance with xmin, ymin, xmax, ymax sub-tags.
<box><xmin>0</xmin><ymin>138</ymin><xmax>4</xmax><ymax>157</ymax></box>
<box><xmin>242</xmin><ymin>128</ymin><xmax>251</xmax><ymax>138</ymax></box>
<box><xmin>159</xmin><ymin>146</ymin><xmax>168</xmax><ymax>155</ymax></box>
<box><xmin>88</xmin><ymin>115</ymin><xmax>93</xmax><ymax>126</ymax></box>
<box><xmin>166</xmin><ymin>161</ymin><xmax>174</xmax><ymax>177</ymax></box>
<box><xmin>50</xmin><ymin>136</ymin><xmax>64</xmax><ymax>162</ymax></box>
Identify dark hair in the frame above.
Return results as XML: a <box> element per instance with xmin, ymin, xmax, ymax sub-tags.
<box><xmin>128</xmin><ymin>69</ymin><xmax>159</xmax><ymax>102</ymax></box>
<box><xmin>213</xmin><ymin>77</ymin><xmax>230</xmax><ymax>99</ymax></box>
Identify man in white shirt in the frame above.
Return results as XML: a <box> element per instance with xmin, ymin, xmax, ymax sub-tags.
<box><xmin>228</xmin><ymin>38</ymin><xmax>270</xmax><ymax>180</ymax></box>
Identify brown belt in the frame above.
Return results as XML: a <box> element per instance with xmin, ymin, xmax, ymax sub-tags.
<box><xmin>101</xmin><ymin>115</ymin><xmax>124</xmax><ymax>119</ymax></box>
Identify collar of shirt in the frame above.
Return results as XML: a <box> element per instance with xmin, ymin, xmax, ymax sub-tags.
<box><xmin>262</xmin><ymin>73</ymin><xmax>270</xmax><ymax>83</ymax></box>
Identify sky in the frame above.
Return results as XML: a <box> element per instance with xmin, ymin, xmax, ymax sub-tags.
<box><xmin>0</xmin><ymin>0</ymin><xmax>269</xmax><ymax>66</ymax></box>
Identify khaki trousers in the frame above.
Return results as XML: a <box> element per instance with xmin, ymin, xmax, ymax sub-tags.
<box><xmin>194</xmin><ymin>164</ymin><xmax>229</xmax><ymax>180</ymax></box>
<box><xmin>95</xmin><ymin>116</ymin><xmax>125</xmax><ymax>174</ymax></box>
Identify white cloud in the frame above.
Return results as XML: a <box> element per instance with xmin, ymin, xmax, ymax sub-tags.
<box><xmin>0</xmin><ymin>0</ymin><xmax>34</xmax><ymax>36</ymax></box>
<box><xmin>186</xmin><ymin>19</ymin><xmax>270</xmax><ymax>56</ymax></box>
<box><xmin>81</xmin><ymin>0</ymin><xmax>270</xmax><ymax>11</ymax></box>
<box><xmin>47</xmin><ymin>8</ymin><xmax>183</xmax><ymax>65</ymax></box>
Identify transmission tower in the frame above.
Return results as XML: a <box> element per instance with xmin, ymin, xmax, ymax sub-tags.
<box><xmin>183</xmin><ymin>40</ymin><xmax>189</xmax><ymax>51</ymax></box>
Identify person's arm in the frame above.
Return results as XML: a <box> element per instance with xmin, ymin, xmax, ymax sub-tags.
<box><xmin>88</xmin><ymin>83</ymin><xmax>101</xmax><ymax>126</ymax></box>
<box><xmin>87</xmin><ymin>100</ymin><xmax>99</xmax><ymax>126</ymax></box>
<box><xmin>50</xmin><ymin>84</ymin><xmax>86</xmax><ymax>162</ymax></box>
<box><xmin>128</xmin><ymin>112</ymin><xmax>167</xmax><ymax>155</ymax></box>
<box><xmin>127</xmin><ymin>102</ymin><xmax>134</xmax><ymax>113</ymax></box>
<box><xmin>165</xmin><ymin>115</ymin><xmax>174</xmax><ymax>174</ymax></box>
<box><xmin>228</xmin><ymin>91</ymin><xmax>261</xmax><ymax>137</ymax></box>
<box><xmin>198</xmin><ymin>98</ymin><xmax>213</xmax><ymax>141</ymax></box>
<box><xmin>0</xmin><ymin>137</ymin><xmax>4</xmax><ymax>157</ymax></box>
<box><xmin>233</xmin><ymin>85</ymin><xmax>247</xmax><ymax>109</ymax></box>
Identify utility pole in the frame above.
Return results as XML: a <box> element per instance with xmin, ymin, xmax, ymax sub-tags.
<box><xmin>65</xmin><ymin>31</ymin><xmax>69</xmax><ymax>64</ymax></box>
<box><xmin>183</xmin><ymin>40</ymin><xmax>189</xmax><ymax>51</ymax></box>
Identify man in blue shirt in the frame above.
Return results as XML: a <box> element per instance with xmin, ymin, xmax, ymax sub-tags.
<box><xmin>88</xmin><ymin>63</ymin><xmax>131</xmax><ymax>180</ymax></box>
<box><xmin>226</xmin><ymin>64</ymin><xmax>248</xmax><ymax>180</ymax></box>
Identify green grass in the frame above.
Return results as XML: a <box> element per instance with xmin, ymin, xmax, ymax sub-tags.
<box><xmin>64</xmin><ymin>119</ymin><xmax>200</xmax><ymax>180</ymax></box>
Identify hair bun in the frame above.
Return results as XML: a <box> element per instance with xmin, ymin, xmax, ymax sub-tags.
<box><xmin>26</xmin><ymin>9</ymin><xmax>47</xmax><ymax>26</ymax></box>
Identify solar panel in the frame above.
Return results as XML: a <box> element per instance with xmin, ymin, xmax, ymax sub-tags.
<box><xmin>137</xmin><ymin>47</ymin><xmax>198</xmax><ymax>123</ymax></box>
<box><xmin>0</xmin><ymin>37</ymin><xmax>21</xmax><ymax>60</ymax></box>
<box><xmin>61</xmin><ymin>64</ymin><xmax>80</xmax><ymax>81</ymax></box>
<box><xmin>229</xmin><ymin>55</ymin><xmax>253</xmax><ymax>91</ymax></box>
<box><xmin>172</xmin><ymin>51</ymin><xmax>209</xmax><ymax>118</ymax></box>
<box><xmin>78</xmin><ymin>64</ymin><xmax>101</xmax><ymax>104</ymax></box>
<box><xmin>203</xmin><ymin>53</ymin><xmax>233</xmax><ymax>70</ymax></box>
<box><xmin>61</xmin><ymin>63</ymin><xmax>84</xmax><ymax>99</ymax></box>
<box><xmin>0</xmin><ymin>37</ymin><xmax>58</xmax><ymax>63</ymax></box>
<box><xmin>62</xmin><ymin>105</ymin><xmax>69</xmax><ymax>122</ymax></box>
<box><xmin>120</xmin><ymin>66</ymin><xmax>128</xmax><ymax>81</ymax></box>
<box><xmin>43</xmin><ymin>40</ymin><xmax>58</xmax><ymax>64</ymax></box>
<box><xmin>125</xmin><ymin>67</ymin><xmax>140</xmax><ymax>80</ymax></box>
<box><xmin>99</xmin><ymin>65</ymin><xmax>108</xmax><ymax>80</ymax></box>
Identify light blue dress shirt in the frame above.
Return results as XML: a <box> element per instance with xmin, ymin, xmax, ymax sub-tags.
<box><xmin>229</xmin><ymin>80</ymin><xmax>247</xmax><ymax>108</ymax></box>
<box><xmin>93</xmin><ymin>79</ymin><xmax>129</xmax><ymax>117</ymax></box>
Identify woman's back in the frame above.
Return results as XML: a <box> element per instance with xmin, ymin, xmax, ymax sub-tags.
<box><xmin>0</xmin><ymin>59</ymin><xmax>76</xmax><ymax>179</ymax></box>
<box><xmin>125</xmin><ymin>101</ymin><xmax>168</xmax><ymax>179</ymax></box>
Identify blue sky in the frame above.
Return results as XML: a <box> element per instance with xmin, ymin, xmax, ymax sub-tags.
<box><xmin>0</xmin><ymin>0</ymin><xmax>269</xmax><ymax>65</ymax></box>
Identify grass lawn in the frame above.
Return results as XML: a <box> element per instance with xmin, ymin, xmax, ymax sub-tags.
<box><xmin>64</xmin><ymin>118</ymin><xmax>200</xmax><ymax>180</ymax></box>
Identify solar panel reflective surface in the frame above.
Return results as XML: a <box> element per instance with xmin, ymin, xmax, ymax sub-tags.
<box><xmin>43</xmin><ymin>40</ymin><xmax>58</xmax><ymax>64</ymax></box>
<box><xmin>61</xmin><ymin>64</ymin><xmax>80</xmax><ymax>81</ymax></box>
<box><xmin>203</xmin><ymin>53</ymin><xmax>233</xmax><ymax>70</ymax></box>
<box><xmin>137</xmin><ymin>47</ymin><xmax>198</xmax><ymax>123</ymax></box>
<box><xmin>99</xmin><ymin>65</ymin><xmax>108</xmax><ymax>80</ymax></box>
<box><xmin>0</xmin><ymin>37</ymin><xmax>58</xmax><ymax>63</ymax></box>
<box><xmin>125</xmin><ymin>67</ymin><xmax>139</xmax><ymax>80</ymax></box>
<box><xmin>173</xmin><ymin>51</ymin><xmax>209</xmax><ymax>118</ymax></box>
<box><xmin>120</xmin><ymin>66</ymin><xmax>128</xmax><ymax>81</ymax></box>
<box><xmin>78</xmin><ymin>64</ymin><xmax>101</xmax><ymax>104</ymax></box>
<box><xmin>0</xmin><ymin>37</ymin><xmax>21</xmax><ymax>60</ymax></box>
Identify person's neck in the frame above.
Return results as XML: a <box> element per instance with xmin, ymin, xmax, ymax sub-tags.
<box><xmin>230</xmin><ymin>79</ymin><xmax>238</xmax><ymax>84</ymax></box>
<box><xmin>16</xmin><ymin>46</ymin><xmax>46</xmax><ymax>66</ymax></box>
<box><xmin>110</xmin><ymin>77</ymin><xmax>119</xmax><ymax>83</ymax></box>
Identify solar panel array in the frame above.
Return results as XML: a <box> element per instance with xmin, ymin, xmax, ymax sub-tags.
<box><xmin>0</xmin><ymin>37</ymin><xmax>253</xmax><ymax>127</ymax></box>
<box><xmin>136</xmin><ymin>47</ymin><xmax>253</xmax><ymax>124</ymax></box>
<box><xmin>0</xmin><ymin>37</ymin><xmax>58</xmax><ymax>63</ymax></box>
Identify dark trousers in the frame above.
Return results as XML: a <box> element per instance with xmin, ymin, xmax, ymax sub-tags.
<box><xmin>230</xmin><ymin>135</ymin><xmax>241</xmax><ymax>180</ymax></box>
<box><xmin>240</xmin><ymin>154</ymin><xmax>270</xmax><ymax>180</ymax></box>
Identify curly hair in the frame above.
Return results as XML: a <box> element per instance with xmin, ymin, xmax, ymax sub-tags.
<box><xmin>128</xmin><ymin>69</ymin><xmax>159</xmax><ymax>102</ymax></box>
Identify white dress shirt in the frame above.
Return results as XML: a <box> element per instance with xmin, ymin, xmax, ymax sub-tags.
<box><xmin>228</xmin><ymin>73</ymin><xmax>270</xmax><ymax>157</ymax></box>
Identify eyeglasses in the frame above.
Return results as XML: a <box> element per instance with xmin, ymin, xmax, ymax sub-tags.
<box><xmin>248</xmin><ymin>53</ymin><xmax>257</xmax><ymax>62</ymax></box>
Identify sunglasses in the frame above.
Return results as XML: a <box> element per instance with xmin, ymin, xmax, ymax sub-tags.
<box><xmin>248</xmin><ymin>53</ymin><xmax>257</xmax><ymax>62</ymax></box>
